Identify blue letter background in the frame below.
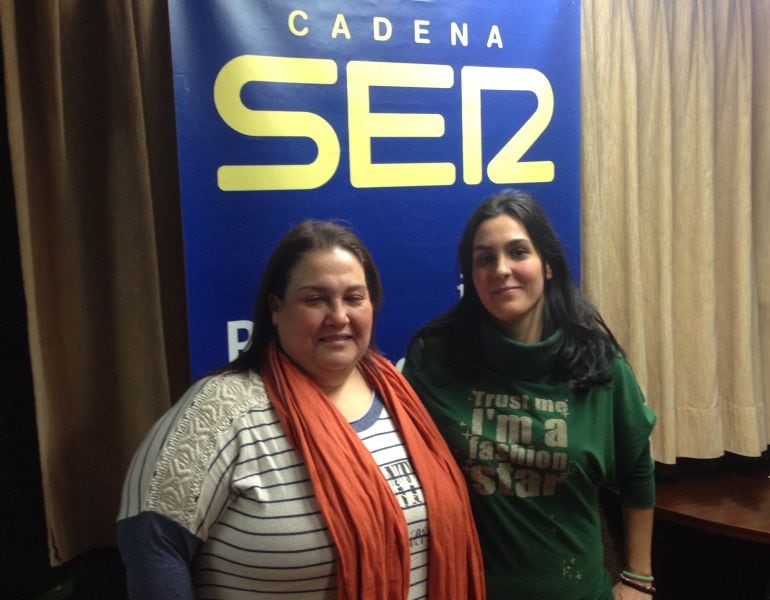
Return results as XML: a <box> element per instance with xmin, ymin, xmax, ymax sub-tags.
<box><xmin>168</xmin><ymin>0</ymin><xmax>581</xmax><ymax>377</ymax></box>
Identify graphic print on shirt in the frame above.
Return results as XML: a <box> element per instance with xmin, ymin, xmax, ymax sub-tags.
<box><xmin>384</xmin><ymin>459</ymin><xmax>429</xmax><ymax>551</ymax></box>
<box><xmin>461</xmin><ymin>389</ymin><xmax>572</xmax><ymax>498</ymax></box>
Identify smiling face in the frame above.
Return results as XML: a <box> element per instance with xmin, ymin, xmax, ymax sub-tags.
<box><xmin>270</xmin><ymin>247</ymin><xmax>373</xmax><ymax>389</ymax></box>
<box><xmin>471</xmin><ymin>214</ymin><xmax>551</xmax><ymax>343</ymax></box>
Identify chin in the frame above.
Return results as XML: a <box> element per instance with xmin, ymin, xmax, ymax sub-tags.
<box><xmin>316</xmin><ymin>354</ymin><xmax>359</xmax><ymax>373</ymax></box>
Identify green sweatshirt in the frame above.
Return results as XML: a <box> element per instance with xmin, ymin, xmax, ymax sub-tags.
<box><xmin>403</xmin><ymin>323</ymin><xmax>656</xmax><ymax>600</ymax></box>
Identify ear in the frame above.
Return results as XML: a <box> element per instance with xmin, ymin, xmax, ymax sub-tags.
<box><xmin>268</xmin><ymin>295</ymin><xmax>280</xmax><ymax>326</ymax></box>
<box><xmin>545</xmin><ymin>264</ymin><xmax>553</xmax><ymax>280</ymax></box>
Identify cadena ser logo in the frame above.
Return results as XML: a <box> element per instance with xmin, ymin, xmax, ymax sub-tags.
<box><xmin>214</xmin><ymin>55</ymin><xmax>555</xmax><ymax>191</ymax></box>
<box><xmin>210</xmin><ymin>7</ymin><xmax>556</xmax><ymax>192</ymax></box>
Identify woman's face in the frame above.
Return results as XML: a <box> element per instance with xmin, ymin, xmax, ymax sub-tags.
<box><xmin>270</xmin><ymin>247</ymin><xmax>373</xmax><ymax>388</ymax></box>
<box><xmin>471</xmin><ymin>214</ymin><xmax>551</xmax><ymax>342</ymax></box>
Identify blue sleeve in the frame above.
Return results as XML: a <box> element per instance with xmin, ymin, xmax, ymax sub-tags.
<box><xmin>117</xmin><ymin>511</ymin><xmax>203</xmax><ymax>600</ymax></box>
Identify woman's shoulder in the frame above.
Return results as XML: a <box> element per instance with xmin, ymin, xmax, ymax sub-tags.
<box><xmin>405</xmin><ymin>330</ymin><xmax>451</xmax><ymax>368</ymax></box>
<box><xmin>404</xmin><ymin>329</ymin><xmax>475</xmax><ymax>389</ymax></box>
<box><xmin>162</xmin><ymin>370</ymin><xmax>268</xmax><ymax>424</ymax></box>
<box><xmin>170</xmin><ymin>370</ymin><xmax>275</xmax><ymax>439</ymax></box>
<box><xmin>602</xmin><ymin>354</ymin><xmax>655</xmax><ymax>418</ymax></box>
<box><xmin>192</xmin><ymin>369</ymin><xmax>270</xmax><ymax>409</ymax></box>
<box><xmin>605</xmin><ymin>352</ymin><xmax>640</xmax><ymax>387</ymax></box>
<box><xmin>119</xmin><ymin>370</ymin><xmax>275</xmax><ymax>525</ymax></box>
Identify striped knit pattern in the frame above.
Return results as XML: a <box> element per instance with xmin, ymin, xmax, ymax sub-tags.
<box><xmin>118</xmin><ymin>371</ymin><xmax>429</xmax><ymax>599</ymax></box>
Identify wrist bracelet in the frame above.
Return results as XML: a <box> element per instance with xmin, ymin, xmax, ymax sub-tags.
<box><xmin>622</xmin><ymin>570</ymin><xmax>655</xmax><ymax>582</ymax></box>
<box><xmin>619</xmin><ymin>572</ymin><xmax>656</xmax><ymax>595</ymax></box>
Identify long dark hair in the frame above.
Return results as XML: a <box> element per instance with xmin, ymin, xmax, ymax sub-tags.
<box><xmin>413</xmin><ymin>189</ymin><xmax>622</xmax><ymax>393</ymax></box>
<box><xmin>230</xmin><ymin>220</ymin><xmax>383</xmax><ymax>373</ymax></box>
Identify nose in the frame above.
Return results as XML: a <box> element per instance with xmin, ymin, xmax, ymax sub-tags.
<box><xmin>493</xmin><ymin>254</ymin><xmax>511</xmax><ymax>277</ymax></box>
<box><xmin>324</xmin><ymin>300</ymin><xmax>349</xmax><ymax>326</ymax></box>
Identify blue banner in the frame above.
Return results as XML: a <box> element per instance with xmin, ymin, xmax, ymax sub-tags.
<box><xmin>168</xmin><ymin>0</ymin><xmax>581</xmax><ymax>378</ymax></box>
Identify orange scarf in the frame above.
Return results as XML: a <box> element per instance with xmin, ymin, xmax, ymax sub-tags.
<box><xmin>261</xmin><ymin>344</ymin><xmax>485</xmax><ymax>599</ymax></box>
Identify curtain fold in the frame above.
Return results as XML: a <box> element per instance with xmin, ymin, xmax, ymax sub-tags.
<box><xmin>752</xmin><ymin>0</ymin><xmax>770</xmax><ymax>459</ymax></box>
<box><xmin>1</xmin><ymin>0</ymin><xmax>188</xmax><ymax>564</ymax></box>
<box><xmin>582</xmin><ymin>0</ymin><xmax>769</xmax><ymax>463</ymax></box>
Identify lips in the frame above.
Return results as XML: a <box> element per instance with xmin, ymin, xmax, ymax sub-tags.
<box><xmin>319</xmin><ymin>334</ymin><xmax>353</xmax><ymax>343</ymax></box>
<box><xmin>492</xmin><ymin>285</ymin><xmax>522</xmax><ymax>295</ymax></box>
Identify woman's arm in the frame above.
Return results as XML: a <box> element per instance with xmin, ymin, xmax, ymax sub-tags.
<box><xmin>118</xmin><ymin>511</ymin><xmax>202</xmax><ymax>600</ymax></box>
<box><xmin>613</xmin><ymin>505</ymin><xmax>655</xmax><ymax>599</ymax></box>
<box><xmin>610</xmin><ymin>357</ymin><xmax>657</xmax><ymax>597</ymax></box>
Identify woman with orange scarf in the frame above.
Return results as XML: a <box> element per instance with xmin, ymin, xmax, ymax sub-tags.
<box><xmin>117</xmin><ymin>220</ymin><xmax>485</xmax><ymax>599</ymax></box>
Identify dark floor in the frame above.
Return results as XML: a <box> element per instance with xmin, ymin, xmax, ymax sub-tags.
<box><xmin>7</xmin><ymin>547</ymin><xmax>125</xmax><ymax>600</ymax></box>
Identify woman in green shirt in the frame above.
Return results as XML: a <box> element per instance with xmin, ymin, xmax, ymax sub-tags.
<box><xmin>403</xmin><ymin>189</ymin><xmax>656</xmax><ymax>600</ymax></box>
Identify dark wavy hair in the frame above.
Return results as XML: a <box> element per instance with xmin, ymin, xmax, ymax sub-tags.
<box><xmin>230</xmin><ymin>220</ymin><xmax>382</xmax><ymax>373</ymax></box>
<box><xmin>412</xmin><ymin>189</ymin><xmax>622</xmax><ymax>393</ymax></box>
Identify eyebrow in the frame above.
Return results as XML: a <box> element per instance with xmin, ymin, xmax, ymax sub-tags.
<box><xmin>472</xmin><ymin>239</ymin><xmax>531</xmax><ymax>251</ymax></box>
<box><xmin>296</xmin><ymin>284</ymin><xmax>368</xmax><ymax>292</ymax></box>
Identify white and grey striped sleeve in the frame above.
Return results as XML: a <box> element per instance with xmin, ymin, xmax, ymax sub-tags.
<box><xmin>118</xmin><ymin>373</ymin><xmax>270</xmax><ymax>538</ymax></box>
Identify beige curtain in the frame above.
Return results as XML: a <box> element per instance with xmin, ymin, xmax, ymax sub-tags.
<box><xmin>582</xmin><ymin>0</ymin><xmax>770</xmax><ymax>463</ymax></box>
<box><xmin>1</xmin><ymin>0</ymin><xmax>188</xmax><ymax>564</ymax></box>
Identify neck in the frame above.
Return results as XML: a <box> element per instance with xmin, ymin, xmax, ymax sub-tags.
<box><xmin>507</xmin><ymin>322</ymin><xmax>542</xmax><ymax>344</ymax></box>
<box><xmin>499</xmin><ymin>303</ymin><xmax>544</xmax><ymax>344</ymax></box>
<box><xmin>321</xmin><ymin>367</ymin><xmax>373</xmax><ymax>421</ymax></box>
